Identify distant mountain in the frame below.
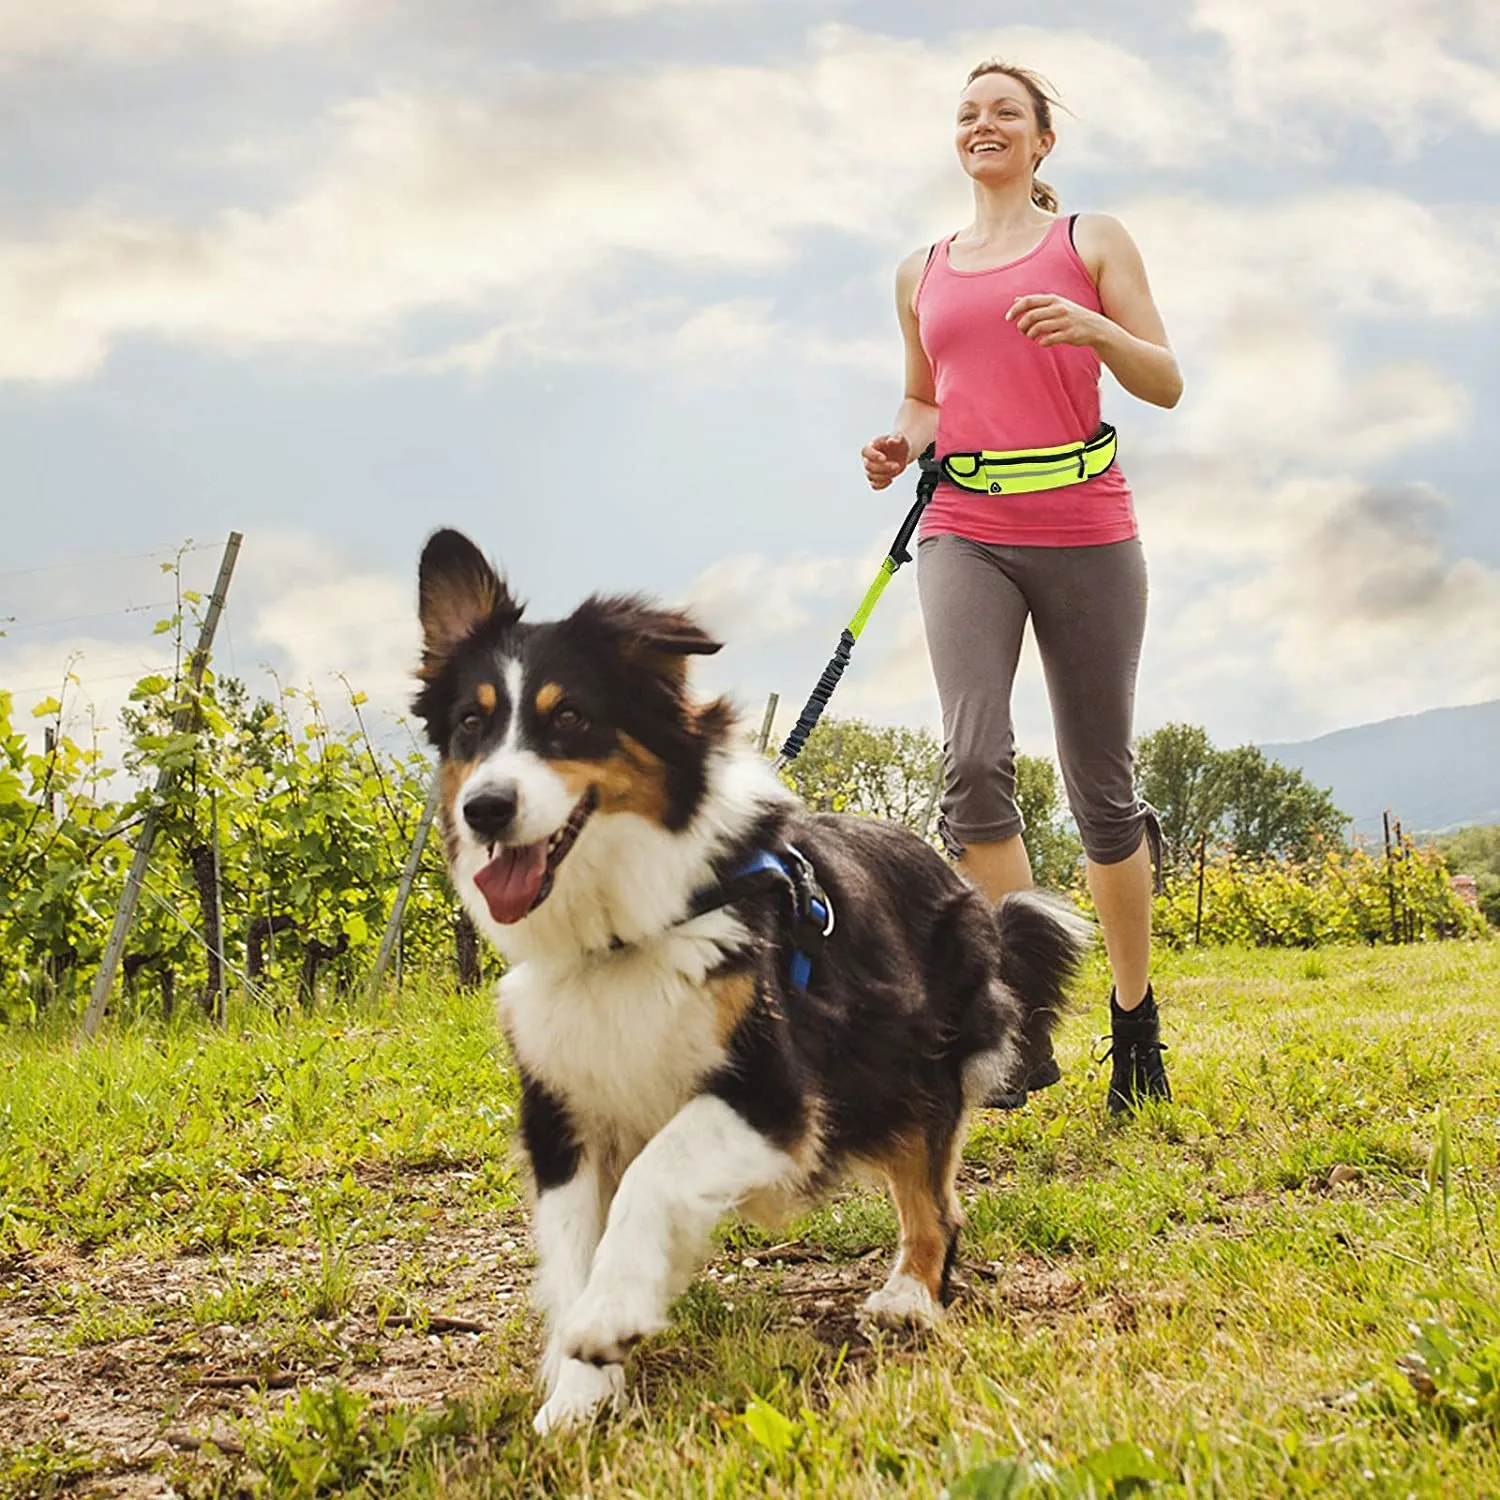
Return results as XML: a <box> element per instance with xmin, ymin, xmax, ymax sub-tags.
<box><xmin>1263</xmin><ymin>700</ymin><xmax>1500</xmax><ymax>839</ymax></box>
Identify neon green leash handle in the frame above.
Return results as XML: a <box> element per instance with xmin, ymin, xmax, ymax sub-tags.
<box><xmin>775</xmin><ymin>451</ymin><xmax>942</xmax><ymax>768</ymax></box>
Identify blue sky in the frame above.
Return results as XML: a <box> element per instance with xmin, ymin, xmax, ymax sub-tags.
<box><xmin>2</xmin><ymin>0</ymin><xmax>1497</xmax><ymax>766</ymax></box>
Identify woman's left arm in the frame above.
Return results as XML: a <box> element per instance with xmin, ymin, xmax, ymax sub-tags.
<box><xmin>1008</xmin><ymin>214</ymin><xmax>1183</xmax><ymax>409</ymax></box>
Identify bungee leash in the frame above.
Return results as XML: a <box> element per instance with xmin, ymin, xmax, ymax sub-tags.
<box><xmin>773</xmin><ymin>424</ymin><xmax>1118</xmax><ymax>770</ymax></box>
<box><xmin>774</xmin><ymin>446</ymin><xmax>943</xmax><ymax>769</ymax></box>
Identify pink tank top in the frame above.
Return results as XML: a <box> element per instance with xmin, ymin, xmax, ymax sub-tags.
<box><xmin>915</xmin><ymin>216</ymin><xmax>1137</xmax><ymax>547</ymax></box>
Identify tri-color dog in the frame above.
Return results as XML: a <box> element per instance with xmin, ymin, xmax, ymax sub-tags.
<box><xmin>410</xmin><ymin>528</ymin><xmax>1089</xmax><ymax>1434</ymax></box>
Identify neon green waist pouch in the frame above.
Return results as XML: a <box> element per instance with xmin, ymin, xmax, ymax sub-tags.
<box><xmin>940</xmin><ymin>423</ymin><xmax>1117</xmax><ymax>495</ymax></box>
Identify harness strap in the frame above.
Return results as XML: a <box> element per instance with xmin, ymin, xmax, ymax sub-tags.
<box><xmin>688</xmin><ymin>844</ymin><xmax>834</xmax><ymax>992</ymax></box>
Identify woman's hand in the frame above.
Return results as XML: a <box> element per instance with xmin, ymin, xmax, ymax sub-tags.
<box><xmin>862</xmin><ymin>432</ymin><xmax>912</xmax><ymax>490</ymax></box>
<box><xmin>1006</xmin><ymin>293</ymin><xmax>1106</xmax><ymax>348</ymax></box>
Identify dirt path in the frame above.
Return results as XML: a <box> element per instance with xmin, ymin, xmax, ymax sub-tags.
<box><xmin>1</xmin><ymin>1168</ymin><xmax>1092</xmax><ymax>1497</ymax></box>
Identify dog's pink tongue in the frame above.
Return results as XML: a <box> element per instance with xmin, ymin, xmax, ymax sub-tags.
<box><xmin>474</xmin><ymin>840</ymin><xmax>548</xmax><ymax>925</ymax></box>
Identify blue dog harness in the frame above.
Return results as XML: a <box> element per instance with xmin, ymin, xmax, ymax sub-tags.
<box><xmin>687</xmin><ymin>843</ymin><xmax>835</xmax><ymax>992</ymax></box>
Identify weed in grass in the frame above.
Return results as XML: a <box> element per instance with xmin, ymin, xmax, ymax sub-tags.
<box><xmin>0</xmin><ymin>1437</ymin><xmax>96</xmax><ymax>1499</ymax></box>
<box><xmin>944</xmin><ymin>1437</ymin><xmax>1170</xmax><ymax>1498</ymax></box>
<box><xmin>791</xmin><ymin>1192</ymin><xmax>896</xmax><ymax>1259</ymax></box>
<box><xmin>63</xmin><ymin>1299</ymin><xmax>158</xmax><ymax>1348</ymax></box>
<box><xmin>233</xmin><ymin>1384</ymin><xmax>441</xmax><ymax>1496</ymax></box>
<box><xmin>190</xmin><ymin>1269</ymin><xmax>282</xmax><ymax>1328</ymax></box>
<box><xmin>1394</xmin><ymin>1289</ymin><xmax>1500</xmax><ymax>1434</ymax></box>
<box><xmin>296</xmin><ymin>1202</ymin><xmax>356</xmax><ymax>1323</ymax></box>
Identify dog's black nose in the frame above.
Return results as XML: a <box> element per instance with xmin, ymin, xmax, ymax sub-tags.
<box><xmin>463</xmin><ymin>786</ymin><xmax>519</xmax><ymax>843</ymax></box>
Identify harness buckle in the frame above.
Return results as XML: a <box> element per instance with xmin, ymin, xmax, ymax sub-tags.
<box><xmin>777</xmin><ymin>844</ymin><xmax>835</xmax><ymax>989</ymax></box>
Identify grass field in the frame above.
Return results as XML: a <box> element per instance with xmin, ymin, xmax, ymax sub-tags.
<box><xmin>2</xmin><ymin>941</ymin><xmax>1498</xmax><ymax>1498</ymax></box>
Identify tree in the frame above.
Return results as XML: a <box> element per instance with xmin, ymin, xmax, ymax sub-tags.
<box><xmin>1134</xmin><ymin>722</ymin><xmax>1348</xmax><ymax>874</ymax></box>
<box><xmin>780</xmin><ymin>718</ymin><xmax>943</xmax><ymax>830</ymax></box>
<box><xmin>1135</xmin><ymin>722</ymin><xmax>1223</xmax><ymax>871</ymax></box>
<box><xmin>779</xmin><ymin>717</ymin><xmax>1081</xmax><ymax>886</ymax></box>
<box><xmin>1437</xmin><ymin>824</ymin><xmax>1500</xmax><ymax>928</ymax></box>
<box><xmin>1210</xmin><ymin>745</ymin><xmax>1346</xmax><ymax>863</ymax></box>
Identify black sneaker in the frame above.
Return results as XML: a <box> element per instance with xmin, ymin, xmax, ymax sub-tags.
<box><xmin>1104</xmin><ymin>986</ymin><xmax>1170</xmax><ymax>1117</ymax></box>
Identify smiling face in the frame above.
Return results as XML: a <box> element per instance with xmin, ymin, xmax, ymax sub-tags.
<box><xmin>954</xmin><ymin>69</ymin><xmax>1054</xmax><ymax>187</ymax></box>
<box><xmin>411</xmin><ymin>530</ymin><xmax>731</xmax><ymax>928</ymax></box>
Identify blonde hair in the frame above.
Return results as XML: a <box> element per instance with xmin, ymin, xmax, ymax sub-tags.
<box><xmin>963</xmin><ymin>59</ymin><xmax>1063</xmax><ymax>214</ymax></box>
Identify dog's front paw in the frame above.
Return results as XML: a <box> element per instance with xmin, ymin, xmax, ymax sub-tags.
<box><xmin>862</xmin><ymin>1273</ymin><xmax>941</xmax><ymax>1331</ymax></box>
<box><xmin>533</xmin><ymin>1358</ymin><xmax>625</xmax><ymax>1436</ymax></box>
<box><xmin>561</xmin><ymin>1278</ymin><xmax>668</xmax><ymax>1366</ymax></box>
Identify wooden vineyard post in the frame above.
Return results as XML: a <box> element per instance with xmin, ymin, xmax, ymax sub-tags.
<box><xmin>1382</xmin><ymin>810</ymin><xmax>1401</xmax><ymax>945</ymax></box>
<box><xmin>757</xmin><ymin>692</ymin><xmax>780</xmax><ymax>755</ymax></box>
<box><xmin>1194</xmin><ymin>829</ymin><xmax>1208</xmax><ymax>946</ymax></box>
<box><xmin>1393</xmin><ymin>817</ymin><xmax>1415</xmax><ymax>943</ymax></box>
<box><xmin>369</xmin><ymin>775</ymin><xmax>442</xmax><ymax>998</ymax></box>
<box><xmin>920</xmin><ymin>762</ymin><xmax>943</xmax><ymax>842</ymax></box>
<box><xmin>80</xmin><ymin>532</ymin><xmax>243</xmax><ymax>1041</ymax></box>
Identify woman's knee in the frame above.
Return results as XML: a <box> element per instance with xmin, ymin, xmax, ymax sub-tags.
<box><xmin>1073</xmin><ymin>800</ymin><xmax>1150</xmax><ymax>868</ymax></box>
<box><xmin>942</xmin><ymin>752</ymin><xmax>1024</xmax><ymax>846</ymax></box>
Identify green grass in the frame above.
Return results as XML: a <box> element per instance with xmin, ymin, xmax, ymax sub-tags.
<box><xmin>1</xmin><ymin>942</ymin><xmax>1498</xmax><ymax>1497</ymax></box>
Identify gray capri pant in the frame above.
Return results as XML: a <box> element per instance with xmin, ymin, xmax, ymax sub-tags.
<box><xmin>916</xmin><ymin>531</ymin><xmax>1155</xmax><ymax>868</ymax></box>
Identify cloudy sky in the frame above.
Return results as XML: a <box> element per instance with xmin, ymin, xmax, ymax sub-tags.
<box><xmin>2</xmin><ymin>0</ymin><xmax>1497</xmax><ymax>768</ymax></box>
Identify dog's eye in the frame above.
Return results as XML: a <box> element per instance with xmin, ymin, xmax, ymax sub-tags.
<box><xmin>552</xmin><ymin>703</ymin><xmax>586</xmax><ymax>733</ymax></box>
<box><xmin>457</xmin><ymin>710</ymin><xmax>484</xmax><ymax>735</ymax></box>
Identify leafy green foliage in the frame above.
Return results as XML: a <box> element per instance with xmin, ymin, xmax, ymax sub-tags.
<box><xmin>1013</xmin><ymin>754</ymin><xmax>1084</xmax><ymax>888</ymax></box>
<box><xmin>2</xmin><ymin>599</ymin><xmax>1484</xmax><ymax>1031</ymax></box>
<box><xmin>240</xmin><ymin>1384</ymin><xmax>475</xmax><ymax>1497</ymax></box>
<box><xmin>1136</xmin><ymin>722</ymin><xmax>1347</xmax><ymax>871</ymax></box>
<box><xmin>1151</xmin><ymin>842</ymin><xmax>1487</xmax><ymax>948</ymax></box>
<box><xmin>780</xmin><ymin>717</ymin><xmax>1081</xmax><ymax>884</ymax></box>
<box><xmin>0</xmin><ymin>641</ymin><xmax>467</xmax><ymax>1026</ymax></box>
<box><xmin>1436</xmin><ymin>824</ymin><xmax>1500</xmax><ymax>927</ymax></box>
<box><xmin>945</xmin><ymin>1439</ymin><xmax>1170</xmax><ymax>1498</ymax></box>
<box><xmin>779</xmin><ymin>716</ymin><xmax>943</xmax><ymax>827</ymax></box>
<box><xmin>1398</xmin><ymin>1296</ymin><xmax>1500</xmax><ymax>1432</ymax></box>
<box><xmin>0</xmin><ymin>1436</ymin><xmax>97</xmax><ymax>1498</ymax></box>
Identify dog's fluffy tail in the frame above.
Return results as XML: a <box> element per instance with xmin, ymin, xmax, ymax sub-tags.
<box><xmin>995</xmin><ymin>890</ymin><xmax>1094</xmax><ymax>1066</ymax></box>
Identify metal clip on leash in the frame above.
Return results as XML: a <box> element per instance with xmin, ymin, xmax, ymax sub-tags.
<box><xmin>774</xmin><ymin>446</ymin><xmax>942</xmax><ymax>770</ymax></box>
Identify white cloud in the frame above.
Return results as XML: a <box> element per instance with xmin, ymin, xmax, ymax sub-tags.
<box><xmin>1127</xmin><ymin>192</ymin><xmax>1500</xmax><ymax>341</ymax></box>
<box><xmin>0</xmin><ymin>26</ymin><xmax>1224</xmax><ymax>383</ymax></box>
<box><xmin>1191</xmin><ymin>0</ymin><xmax>1500</xmax><ymax>145</ymax></box>
<box><xmin>1142</xmin><ymin>472</ymin><xmax>1500</xmax><ymax>741</ymax></box>
<box><xmin>0</xmin><ymin>0</ymin><xmax>361</xmax><ymax>65</ymax></box>
<box><xmin>1168</xmin><ymin>317</ymin><xmax>1470</xmax><ymax>469</ymax></box>
<box><xmin>554</xmin><ymin>0</ymin><xmax>745</xmax><ymax>14</ymax></box>
<box><xmin>245</xmin><ymin>568</ymin><xmax>418</xmax><ymax>709</ymax></box>
<box><xmin>682</xmin><ymin>546</ymin><xmax>880</xmax><ymax>647</ymax></box>
<box><xmin>0</xmin><ymin>638</ymin><xmax>176</xmax><ymax>762</ymax></box>
<box><xmin>403</xmin><ymin>296</ymin><xmax>784</xmax><ymax>378</ymax></box>
<box><xmin>4</xmin><ymin>8</ymin><xmax>1499</xmax><ymax>759</ymax></box>
<box><xmin>1110</xmin><ymin>189</ymin><xmax>1493</xmax><ymax>475</ymax></box>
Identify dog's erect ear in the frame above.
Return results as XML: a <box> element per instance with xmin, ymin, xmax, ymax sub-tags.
<box><xmin>417</xmin><ymin>529</ymin><xmax>522</xmax><ymax>672</ymax></box>
<box><xmin>576</xmin><ymin>595</ymin><xmax>723</xmax><ymax>671</ymax></box>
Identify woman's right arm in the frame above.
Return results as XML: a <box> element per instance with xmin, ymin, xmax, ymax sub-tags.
<box><xmin>862</xmin><ymin>247</ymin><xmax>939</xmax><ymax>490</ymax></box>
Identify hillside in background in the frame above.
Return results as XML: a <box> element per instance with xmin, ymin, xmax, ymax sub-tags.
<box><xmin>1264</xmin><ymin>699</ymin><xmax>1500</xmax><ymax>838</ymax></box>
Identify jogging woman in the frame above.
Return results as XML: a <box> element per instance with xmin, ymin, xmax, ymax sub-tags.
<box><xmin>861</xmin><ymin>59</ymin><xmax>1182</xmax><ymax>1115</ymax></box>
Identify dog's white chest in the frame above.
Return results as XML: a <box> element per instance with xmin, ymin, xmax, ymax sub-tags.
<box><xmin>499</xmin><ymin>929</ymin><xmax>734</xmax><ymax>1149</ymax></box>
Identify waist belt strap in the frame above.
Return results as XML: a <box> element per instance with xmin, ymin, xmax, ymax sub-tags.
<box><xmin>941</xmin><ymin>423</ymin><xmax>1117</xmax><ymax>496</ymax></box>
